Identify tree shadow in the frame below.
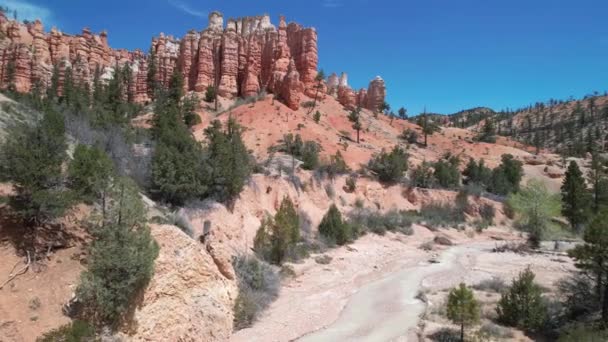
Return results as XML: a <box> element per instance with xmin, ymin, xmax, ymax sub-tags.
<box><xmin>0</xmin><ymin>204</ymin><xmax>80</xmax><ymax>257</ymax></box>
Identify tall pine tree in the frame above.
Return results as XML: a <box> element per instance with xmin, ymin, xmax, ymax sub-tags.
<box><xmin>561</xmin><ymin>161</ymin><xmax>591</xmax><ymax>231</ymax></box>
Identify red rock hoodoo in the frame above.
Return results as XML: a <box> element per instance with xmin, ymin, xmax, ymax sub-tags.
<box><xmin>0</xmin><ymin>11</ymin><xmax>385</xmax><ymax>110</ymax></box>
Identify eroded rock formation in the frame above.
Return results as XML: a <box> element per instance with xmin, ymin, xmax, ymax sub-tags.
<box><xmin>127</xmin><ymin>224</ymin><xmax>236</xmax><ymax>341</ymax></box>
<box><xmin>0</xmin><ymin>11</ymin><xmax>385</xmax><ymax>111</ymax></box>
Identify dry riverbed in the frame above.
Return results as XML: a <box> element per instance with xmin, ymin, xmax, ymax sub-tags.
<box><xmin>232</xmin><ymin>225</ymin><xmax>572</xmax><ymax>342</ymax></box>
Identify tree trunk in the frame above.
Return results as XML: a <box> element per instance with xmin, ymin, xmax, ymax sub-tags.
<box><xmin>356</xmin><ymin>129</ymin><xmax>360</xmax><ymax>144</ymax></box>
<box><xmin>424</xmin><ymin>132</ymin><xmax>428</xmax><ymax>147</ymax></box>
<box><xmin>603</xmin><ymin>280</ymin><xmax>608</xmax><ymax>324</ymax></box>
<box><xmin>460</xmin><ymin>322</ymin><xmax>464</xmax><ymax>342</ymax></box>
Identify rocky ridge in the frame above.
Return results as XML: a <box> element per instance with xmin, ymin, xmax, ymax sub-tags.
<box><xmin>0</xmin><ymin>11</ymin><xmax>385</xmax><ymax>111</ymax></box>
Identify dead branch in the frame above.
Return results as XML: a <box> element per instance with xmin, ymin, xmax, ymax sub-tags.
<box><xmin>0</xmin><ymin>251</ymin><xmax>31</xmax><ymax>290</ymax></box>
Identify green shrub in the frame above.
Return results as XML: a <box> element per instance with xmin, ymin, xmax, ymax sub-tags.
<box><xmin>367</xmin><ymin>146</ymin><xmax>409</xmax><ymax>183</ymax></box>
<box><xmin>37</xmin><ymin>320</ymin><xmax>95</xmax><ymax>342</ymax></box>
<box><xmin>317</xmin><ymin>151</ymin><xmax>350</xmax><ymax>179</ymax></box>
<box><xmin>345</xmin><ymin>176</ymin><xmax>357</xmax><ymax>193</ymax></box>
<box><xmin>253</xmin><ymin>197</ymin><xmax>300</xmax><ymax>265</ymax></box>
<box><xmin>166</xmin><ymin>210</ymin><xmax>194</xmax><ymax>238</ymax></box>
<box><xmin>478</xmin><ymin>322</ymin><xmax>513</xmax><ymax>339</ymax></box>
<box><xmin>472</xmin><ymin>277</ymin><xmax>506</xmax><ymax>293</ymax></box>
<box><xmin>400</xmin><ymin>128</ymin><xmax>419</xmax><ymax>144</ymax></box>
<box><xmin>433</xmin><ymin>155</ymin><xmax>461</xmax><ymax>189</ymax></box>
<box><xmin>419</xmin><ymin>202</ymin><xmax>466</xmax><ymax>229</ymax></box>
<box><xmin>488</xmin><ymin>154</ymin><xmax>523</xmax><ymax>195</ymax></box>
<box><xmin>497</xmin><ymin>267</ymin><xmax>547</xmax><ymax>332</ymax></box>
<box><xmin>301</xmin><ymin>141</ymin><xmax>320</xmax><ymax>170</ymax></box>
<box><xmin>204</xmin><ymin>85</ymin><xmax>216</xmax><ymax>103</ymax></box>
<box><xmin>410</xmin><ymin>161</ymin><xmax>435</xmax><ymax>188</ymax></box>
<box><xmin>348</xmin><ymin>208</ymin><xmax>415</xmax><ymax>236</ymax></box>
<box><xmin>557</xmin><ymin>324</ymin><xmax>608</xmax><ymax>342</ymax></box>
<box><xmin>313</xmin><ymin>110</ymin><xmax>321</xmax><ymax>123</ymax></box>
<box><xmin>232</xmin><ymin>255</ymin><xmax>279</xmax><ymax>331</ymax></box>
<box><xmin>507</xmin><ymin>180</ymin><xmax>561</xmax><ymax>248</ymax></box>
<box><xmin>318</xmin><ymin>204</ymin><xmax>351</xmax><ymax>245</ymax></box>
<box><xmin>479</xmin><ymin>203</ymin><xmax>495</xmax><ymax>224</ymax></box>
<box><xmin>463</xmin><ymin>158</ymin><xmax>492</xmax><ymax>187</ymax></box>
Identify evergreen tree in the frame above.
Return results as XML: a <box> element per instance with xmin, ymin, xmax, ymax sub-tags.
<box><xmin>417</xmin><ymin>111</ymin><xmax>440</xmax><ymax>147</ymax></box>
<box><xmin>489</xmin><ymin>154</ymin><xmax>523</xmax><ymax>195</ymax></box>
<box><xmin>68</xmin><ymin>144</ymin><xmax>114</xmax><ymax>203</ymax></box>
<box><xmin>5</xmin><ymin>58</ymin><xmax>16</xmax><ymax>93</ymax></box>
<box><xmin>561</xmin><ymin>161</ymin><xmax>591</xmax><ymax>231</ymax></box>
<box><xmin>476</xmin><ymin>118</ymin><xmax>497</xmax><ymax>143</ymax></box>
<box><xmin>146</xmin><ymin>46</ymin><xmax>158</xmax><ymax>99</ymax></box>
<box><xmin>367</xmin><ymin>146</ymin><xmax>409</xmax><ymax>183</ymax></box>
<box><xmin>0</xmin><ymin>108</ymin><xmax>70</xmax><ymax>224</ymax></box>
<box><xmin>151</xmin><ymin>89</ymin><xmax>206</xmax><ymax>205</ymax></box>
<box><xmin>47</xmin><ymin>64</ymin><xmax>59</xmax><ymax>100</ymax></box>
<box><xmin>447</xmin><ymin>283</ymin><xmax>479</xmax><ymax>342</ymax></box>
<box><xmin>167</xmin><ymin>68</ymin><xmax>184</xmax><ymax>105</ymax></box>
<box><xmin>204</xmin><ymin>85</ymin><xmax>216</xmax><ymax>103</ymax></box>
<box><xmin>253</xmin><ymin>197</ymin><xmax>300</xmax><ymax>264</ymax></box>
<box><xmin>313</xmin><ymin>110</ymin><xmax>321</xmax><ymax>123</ymax></box>
<box><xmin>568</xmin><ymin>210</ymin><xmax>608</xmax><ymax>323</ymax></box>
<box><xmin>318</xmin><ymin>204</ymin><xmax>351</xmax><ymax>245</ymax></box>
<box><xmin>398</xmin><ymin>107</ymin><xmax>407</xmax><ymax>120</ymax></box>
<box><xmin>463</xmin><ymin>158</ymin><xmax>492</xmax><ymax>187</ymax></box>
<box><xmin>204</xmin><ymin>118</ymin><xmax>252</xmax><ymax>202</ymax></box>
<box><xmin>497</xmin><ymin>267</ymin><xmax>547</xmax><ymax>332</ymax></box>
<box><xmin>589</xmin><ymin>154</ymin><xmax>608</xmax><ymax>214</ymax></box>
<box><xmin>308</xmin><ymin>69</ymin><xmax>325</xmax><ymax>114</ymax></box>
<box><xmin>410</xmin><ymin>161</ymin><xmax>435</xmax><ymax>188</ymax></box>
<box><xmin>182</xmin><ymin>93</ymin><xmax>201</xmax><ymax>127</ymax></box>
<box><xmin>77</xmin><ymin>177</ymin><xmax>158</xmax><ymax>324</ymax></box>
<box><xmin>433</xmin><ymin>155</ymin><xmax>461</xmax><ymax>189</ymax></box>
<box><xmin>348</xmin><ymin>108</ymin><xmax>362</xmax><ymax>143</ymax></box>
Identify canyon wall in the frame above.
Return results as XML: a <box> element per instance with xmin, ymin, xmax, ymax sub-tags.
<box><xmin>0</xmin><ymin>11</ymin><xmax>384</xmax><ymax>111</ymax></box>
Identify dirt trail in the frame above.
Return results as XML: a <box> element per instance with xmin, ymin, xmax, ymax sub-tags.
<box><xmin>297</xmin><ymin>242</ymin><xmax>494</xmax><ymax>342</ymax></box>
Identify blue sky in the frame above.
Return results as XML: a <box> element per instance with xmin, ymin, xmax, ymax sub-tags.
<box><xmin>2</xmin><ymin>0</ymin><xmax>608</xmax><ymax>114</ymax></box>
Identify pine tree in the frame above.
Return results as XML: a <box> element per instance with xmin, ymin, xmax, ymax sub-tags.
<box><xmin>568</xmin><ymin>210</ymin><xmax>608</xmax><ymax>323</ymax></box>
<box><xmin>477</xmin><ymin>118</ymin><xmax>497</xmax><ymax>143</ymax></box>
<box><xmin>446</xmin><ymin>283</ymin><xmax>479</xmax><ymax>342</ymax></box>
<box><xmin>204</xmin><ymin>118</ymin><xmax>252</xmax><ymax>202</ymax></box>
<box><xmin>0</xmin><ymin>108</ymin><xmax>70</xmax><ymax>224</ymax></box>
<box><xmin>433</xmin><ymin>155</ymin><xmax>461</xmax><ymax>189</ymax></box>
<box><xmin>68</xmin><ymin>144</ymin><xmax>115</xmax><ymax>203</ymax></box>
<box><xmin>5</xmin><ymin>58</ymin><xmax>16</xmax><ymax>93</ymax></box>
<box><xmin>313</xmin><ymin>110</ymin><xmax>321</xmax><ymax>123</ymax></box>
<box><xmin>417</xmin><ymin>111</ymin><xmax>440</xmax><ymax>147</ymax></box>
<box><xmin>348</xmin><ymin>108</ymin><xmax>362</xmax><ymax>143</ymax></box>
<box><xmin>146</xmin><ymin>46</ymin><xmax>158</xmax><ymax>99</ymax></box>
<box><xmin>497</xmin><ymin>267</ymin><xmax>547</xmax><ymax>332</ymax></box>
<box><xmin>204</xmin><ymin>85</ymin><xmax>215</xmax><ymax>103</ymax></box>
<box><xmin>367</xmin><ymin>146</ymin><xmax>409</xmax><ymax>184</ymax></box>
<box><xmin>398</xmin><ymin>107</ymin><xmax>407</xmax><ymax>120</ymax></box>
<box><xmin>318</xmin><ymin>204</ymin><xmax>351</xmax><ymax>245</ymax></box>
<box><xmin>253</xmin><ymin>197</ymin><xmax>300</xmax><ymax>264</ymax></box>
<box><xmin>410</xmin><ymin>161</ymin><xmax>435</xmax><ymax>188</ymax></box>
<box><xmin>590</xmin><ymin>154</ymin><xmax>608</xmax><ymax>214</ymax></box>
<box><xmin>308</xmin><ymin>69</ymin><xmax>325</xmax><ymax>114</ymax></box>
<box><xmin>77</xmin><ymin>177</ymin><xmax>158</xmax><ymax>324</ymax></box>
<box><xmin>561</xmin><ymin>161</ymin><xmax>591</xmax><ymax>231</ymax></box>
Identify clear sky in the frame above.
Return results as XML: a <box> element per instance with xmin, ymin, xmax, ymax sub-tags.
<box><xmin>2</xmin><ymin>0</ymin><xmax>608</xmax><ymax>114</ymax></box>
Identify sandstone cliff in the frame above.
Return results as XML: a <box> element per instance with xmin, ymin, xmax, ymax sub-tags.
<box><xmin>0</xmin><ymin>11</ymin><xmax>385</xmax><ymax>111</ymax></box>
